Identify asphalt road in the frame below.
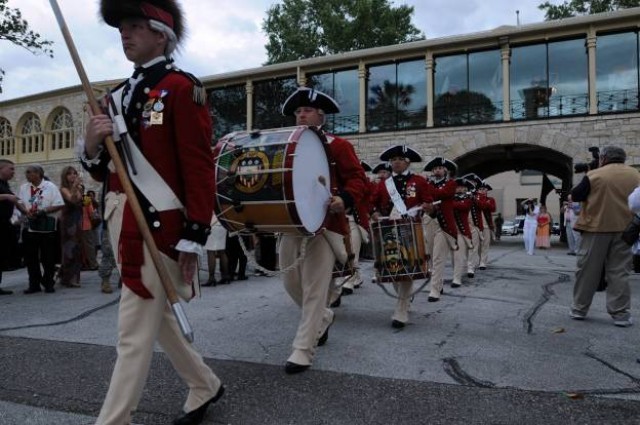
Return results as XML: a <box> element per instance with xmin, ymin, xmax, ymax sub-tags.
<box><xmin>1</xmin><ymin>236</ymin><xmax>639</xmax><ymax>424</ymax></box>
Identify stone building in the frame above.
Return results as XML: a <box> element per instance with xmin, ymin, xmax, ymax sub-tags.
<box><xmin>2</xmin><ymin>8</ymin><xmax>640</xmax><ymax>221</ymax></box>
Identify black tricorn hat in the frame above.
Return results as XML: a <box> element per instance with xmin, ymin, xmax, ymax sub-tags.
<box><xmin>372</xmin><ymin>162</ymin><xmax>392</xmax><ymax>174</ymax></box>
<box><xmin>478</xmin><ymin>181</ymin><xmax>493</xmax><ymax>191</ymax></box>
<box><xmin>379</xmin><ymin>145</ymin><xmax>422</xmax><ymax>162</ymax></box>
<box><xmin>282</xmin><ymin>87</ymin><xmax>340</xmax><ymax>116</ymax></box>
<box><xmin>360</xmin><ymin>161</ymin><xmax>372</xmax><ymax>172</ymax></box>
<box><xmin>455</xmin><ymin>177</ymin><xmax>475</xmax><ymax>190</ymax></box>
<box><xmin>424</xmin><ymin>157</ymin><xmax>457</xmax><ymax>173</ymax></box>
<box><xmin>100</xmin><ymin>0</ymin><xmax>185</xmax><ymax>41</ymax></box>
<box><xmin>462</xmin><ymin>173</ymin><xmax>483</xmax><ymax>187</ymax></box>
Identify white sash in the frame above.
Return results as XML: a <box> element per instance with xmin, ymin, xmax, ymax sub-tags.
<box><xmin>385</xmin><ymin>176</ymin><xmax>407</xmax><ymax>216</ymax></box>
<box><xmin>108</xmin><ymin>88</ymin><xmax>184</xmax><ymax>212</ymax></box>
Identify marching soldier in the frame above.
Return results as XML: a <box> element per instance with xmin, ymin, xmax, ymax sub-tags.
<box><xmin>476</xmin><ymin>181</ymin><xmax>497</xmax><ymax>269</ymax></box>
<box><xmin>279</xmin><ymin>87</ymin><xmax>369</xmax><ymax>374</ymax></box>
<box><xmin>451</xmin><ymin>177</ymin><xmax>474</xmax><ymax>287</ymax></box>
<box><xmin>463</xmin><ymin>173</ymin><xmax>483</xmax><ymax>278</ymax></box>
<box><xmin>82</xmin><ymin>1</ymin><xmax>224</xmax><ymax>424</ymax></box>
<box><xmin>423</xmin><ymin>157</ymin><xmax>458</xmax><ymax>302</ymax></box>
<box><xmin>371</xmin><ymin>145</ymin><xmax>432</xmax><ymax>328</ymax></box>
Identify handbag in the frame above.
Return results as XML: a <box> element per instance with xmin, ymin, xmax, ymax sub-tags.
<box><xmin>621</xmin><ymin>213</ymin><xmax>640</xmax><ymax>246</ymax></box>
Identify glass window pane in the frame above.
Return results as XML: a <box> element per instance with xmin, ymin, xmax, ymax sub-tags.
<box><xmin>548</xmin><ymin>38</ymin><xmax>588</xmax><ymax>116</ymax></box>
<box><xmin>469</xmin><ymin>50</ymin><xmax>502</xmax><ymax>122</ymax></box>
<box><xmin>253</xmin><ymin>77</ymin><xmax>297</xmax><ymax>130</ymax></box>
<box><xmin>308</xmin><ymin>69</ymin><xmax>359</xmax><ymax>134</ymax></box>
<box><xmin>209</xmin><ymin>85</ymin><xmax>247</xmax><ymax>140</ymax></box>
<box><xmin>510</xmin><ymin>44</ymin><xmax>548</xmax><ymax>120</ymax></box>
<box><xmin>434</xmin><ymin>54</ymin><xmax>468</xmax><ymax>125</ymax></box>
<box><xmin>596</xmin><ymin>31</ymin><xmax>639</xmax><ymax>113</ymax></box>
<box><xmin>397</xmin><ymin>60</ymin><xmax>426</xmax><ymax>129</ymax></box>
<box><xmin>366</xmin><ymin>63</ymin><xmax>396</xmax><ymax>131</ymax></box>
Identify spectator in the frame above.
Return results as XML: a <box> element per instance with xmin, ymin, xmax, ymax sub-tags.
<box><xmin>17</xmin><ymin>164</ymin><xmax>64</xmax><ymax>294</ymax></box>
<box><xmin>58</xmin><ymin>166</ymin><xmax>84</xmax><ymax>287</ymax></box>
<box><xmin>536</xmin><ymin>205</ymin><xmax>551</xmax><ymax>249</ymax></box>
<box><xmin>494</xmin><ymin>213</ymin><xmax>504</xmax><ymax>241</ymax></box>
<box><xmin>0</xmin><ymin>159</ymin><xmax>28</xmax><ymax>294</ymax></box>
<box><xmin>80</xmin><ymin>190</ymin><xmax>99</xmax><ymax>270</ymax></box>
<box><xmin>98</xmin><ymin>223</ymin><xmax>119</xmax><ymax>294</ymax></box>
<box><xmin>202</xmin><ymin>215</ymin><xmax>229</xmax><ymax>286</ymax></box>
<box><xmin>563</xmin><ymin>195</ymin><xmax>580</xmax><ymax>255</ymax></box>
<box><xmin>226</xmin><ymin>233</ymin><xmax>250</xmax><ymax>281</ymax></box>
<box><xmin>254</xmin><ymin>232</ymin><xmax>277</xmax><ymax>276</ymax></box>
<box><xmin>521</xmin><ymin>198</ymin><xmax>539</xmax><ymax>255</ymax></box>
<box><xmin>570</xmin><ymin>146</ymin><xmax>640</xmax><ymax>326</ymax></box>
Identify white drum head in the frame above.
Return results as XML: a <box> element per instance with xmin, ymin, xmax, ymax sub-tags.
<box><xmin>292</xmin><ymin>129</ymin><xmax>331</xmax><ymax>233</ymax></box>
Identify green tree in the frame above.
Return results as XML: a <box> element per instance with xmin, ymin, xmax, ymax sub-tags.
<box><xmin>262</xmin><ymin>0</ymin><xmax>424</xmax><ymax>65</ymax></box>
<box><xmin>538</xmin><ymin>0</ymin><xmax>640</xmax><ymax>20</ymax></box>
<box><xmin>0</xmin><ymin>0</ymin><xmax>54</xmax><ymax>93</ymax></box>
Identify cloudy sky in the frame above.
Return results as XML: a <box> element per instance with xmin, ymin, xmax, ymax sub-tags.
<box><xmin>0</xmin><ymin>0</ymin><xmax>547</xmax><ymax>101</ymax></box>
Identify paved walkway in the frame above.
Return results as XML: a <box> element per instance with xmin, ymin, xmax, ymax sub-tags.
<box><xmin>1</xmin><ymin>236</ymin><xmax>639</xmax><ymax>424</ymax></box>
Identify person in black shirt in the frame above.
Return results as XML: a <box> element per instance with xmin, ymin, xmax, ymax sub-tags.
<box><xmin>0</xmin><ymin>159</ymin><xmax>28</xmax><ymax>294</ymax></box>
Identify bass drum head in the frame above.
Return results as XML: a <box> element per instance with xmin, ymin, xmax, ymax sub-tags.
<box><xmin>292</xmin><ymin>129</ymin><xmax>331</xmax><ymax>234</ymax></box>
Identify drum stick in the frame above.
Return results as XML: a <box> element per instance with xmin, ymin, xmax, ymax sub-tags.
<box><xmin>49</xmin><ymin>0</ymin><xmax>194</xmax><ymax>343</ymax></box>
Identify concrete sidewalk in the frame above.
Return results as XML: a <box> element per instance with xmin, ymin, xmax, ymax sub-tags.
<box><xmin>1</xmin><ymin>236</ymin><xmax>640</xmax><ymax>424</ymax></box>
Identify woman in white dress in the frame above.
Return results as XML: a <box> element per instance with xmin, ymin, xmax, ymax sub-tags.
<box><xmin>521</xmin><ymin>198</ymin><xmax>540</xmax><ymax>255</ymax></box>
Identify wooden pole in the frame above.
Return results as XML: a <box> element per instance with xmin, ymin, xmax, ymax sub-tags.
<box><xmin>49</xmin><ymin>0</ymin><xmax>194</xmax><ymax>342</ymax></box>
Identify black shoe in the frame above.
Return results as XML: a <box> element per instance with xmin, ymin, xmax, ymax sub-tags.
<box><xmin>202</xmin><ymin>278</ymin><xmax>217</xmax><ymax>287</ymax></box>
<box><xmin>285</xmin><ymin>361</ymin><xmax>310</xmax><ymax>374</ymax></box>
<box><xmin>391</xmin><ymin>320</ymin><xmax>406</xmax><ymax>329</ymax></box>
<box><xmin>318</xmin><ymin>317</ymin><xmax>334</xmax><ymax>347</ymax></box>
<box><xmin>330</xmin><ymin>295</ymin><xmax>341</xmax><ymax>308</ymax></box>
<box><xmin>467</xmin><ymin>273</ymin><xmax>474</xmax><ymax>278</ymax></box>
<box><xmin>451</xmin><ymin>282</ymin><xmax>461</xmax><ymax>288</ymax></box>
<box><xmin>427</xmin><ymin>296</ymin><xmax>440</xmax><ymax>302</ymax></box>
<box><xmin>0</xmin><ymin>288</ymin><xmax>13</xmax><ymax>295</ymax></box>
<box><xmin>23</xmin><ymin>287</ymin><xmax>41</xmax><ymax>294</ymax></box>
<box><xmin>342</xmin><ymin>287</ymin><xmax>354</xmax><ymax>295</ymax></box>
<box><xmin>44</xmin><ymin>287</ymin><xmax>55</xmax><ymax>293</ymax></box>
<box><xmin>236</xmin><ymin>274</ymin><xmax>248</xmax><ymax>281</ymax></box>
<box><xmin>218</xmin><ymin>278</ymin><xmax>231</xmax><ymax>285</ymax></box>
<box><xmin>173</xmin><ymin>385</ymin><xmax>225</xmax><ymax>425</ymax></box>
<box><xmin>479</xmin><ymin>266</ymin><xmax>487</xmax><ymax>270</ymax></box>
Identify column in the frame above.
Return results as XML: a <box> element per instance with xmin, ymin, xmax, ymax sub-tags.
<box><xmin>500</xmin><ymin>38</ymin><xmax>511</xmax><ymax>122</ymax></box>
<box><xmin>358</xmin><ymin>61</ymin><xmax>367</xmax><ymax>133</ymax></box>
<box><xmin>245</xmin><ymin>80</ymin><xmax>253</xmax><ymax>130</ymax></box>
<box><xmin>426</xmin><ymin>53</ymin><xmax>434</xmax><ymax>128</ymax></box>
<box><xmin>587</xmin><ymin>31</ymin><xmax>597</xmax><ymax>115</ymax></box>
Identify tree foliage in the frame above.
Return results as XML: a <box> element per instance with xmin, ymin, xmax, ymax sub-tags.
<box><xmin>538</xmin><ymin>0</ymin><xmax>640</xmax><ymax>20</ymax></box>
<box><xmin>262</xmin><ymin>0</ymin><xmax>424</xmax><ymax>65</ymax></box>
<box><xmin>0</xmin><ymin>0</ymin><xmax>54</xmax><ymax>93</ymax></box>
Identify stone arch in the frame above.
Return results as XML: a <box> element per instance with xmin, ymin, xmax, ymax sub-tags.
<box><xmin>0</xmin><ymin>117</ymin><xmax>15</xmax><ymax>157</ymax></box>
<box><xmin>454</xmin><ymin>144</ymin><xmax>574</xmax><ymax>194</ymax></box>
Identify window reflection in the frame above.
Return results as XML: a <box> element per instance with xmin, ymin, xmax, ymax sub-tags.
<box><xmin>253</xmin><ymin>77</ymin><xmax>297</xmax><ymax>130</ymax></box>
<box><xmin>209</xmin><ymin>85</ymin><xmax>247</xmax><ymax>141</ymax></box>
<box><xmin>308</xmin><ymin>68</ymin><xmax>359</xmax><ymax>134</ymax></box>
<box><xmin>434</xmin><ymin>50</ymin><xmax>501</xmax><ymax>126</ymax></box>
<box><xmin>510</xmin><ymin>39</ymin><xmax>588</xmax><ymax>119</ymax></box>
<box><xmin>366</xmin><ymin>59</ymin><xmax>426</xmax><ymax>132</ymax></box>
<box><xmin>596</xmin><ymin>31</ymin><xmax>639</xmax><ymax>113</ymax></box>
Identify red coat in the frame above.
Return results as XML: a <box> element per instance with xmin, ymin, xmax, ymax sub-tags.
<box><xmin>325</xmin><ymin>134</ymin><xmax>370</xmax><ymax>234</ymax></box>
<box><xmin>371</xmin><ymin>172</ymin><xmax>432</xmax><ymax>215</ymax></box>
<box><xmin>429</xmin><ymin>177</ymin><xmax>458</xmax><ymax>239</ymax></box>
<box><xmin>83</xmin><ymin>67</ymin><xmax>215</xmax><ymax>298</ymax></box>
<box><xmin>475</xmin><ymin>193</ymin><xmax>497</xmax><ymax>230</ymax></box>
<box><xmin>452</xmin><ymin>193</ymin><xmax>473</xmax><ymax>240</ymax></box>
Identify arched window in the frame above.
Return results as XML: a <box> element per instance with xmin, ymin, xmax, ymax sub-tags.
<box><xmin>19</xmin><ymin>113</ymin><xmax>44</xmax><ymax>155</ymax></box>
<box><xmin>50</xmin><ymin>108</ymin><xmax>74</xmax><ymax>150</ymax></box>
<box><xmin>0</xmin><ymin>118</ymin><xmax>14</xmax><ymax>157</ymax></box>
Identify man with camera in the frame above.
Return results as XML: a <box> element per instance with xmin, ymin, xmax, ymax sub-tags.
<box><xmin>570</xmin><ymin>146</ymin><xmax>640</xmax><ymax>327</ymax></box>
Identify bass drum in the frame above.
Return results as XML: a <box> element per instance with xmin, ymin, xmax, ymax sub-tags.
<box><xmin>214</xmin><ymin>126</ymin><xmax>332</xmax><ymax>235</ymax></box>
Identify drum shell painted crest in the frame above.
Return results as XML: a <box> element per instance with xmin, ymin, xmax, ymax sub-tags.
<box><xmin>213</xmin><ymin>126</ymin><xmax>333</xmax><ymax>235</ymax></box>
<box><xmin>371</xmin><ymin>217</ymin><xmax>429</xmax><ymax>282</ymax></box>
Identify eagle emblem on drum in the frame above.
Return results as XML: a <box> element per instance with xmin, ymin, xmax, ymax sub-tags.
<box><xmin>231</xmin><ymin>150</ymin><xmax>270</xmax><ymax>194</ymax></box>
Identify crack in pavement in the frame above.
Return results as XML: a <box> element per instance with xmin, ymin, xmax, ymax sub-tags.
<box><xmin>584</xmin><ymin>351</ymin><xmax>640</xmax><ymax>385</ymax></box>
<box><xmin>442</xmin><ymin>357</ymin><xmax>496</xmax><ymax>388</ymax></box>
<box><xmin>0</xmin><ymin>298</ymin><xmax>120</xmax><ymax>333</ymax></box>
<box><xmin>522</xmin><ymin>273</ymin><xmax>570</xmax><ymax>334</ymax></box>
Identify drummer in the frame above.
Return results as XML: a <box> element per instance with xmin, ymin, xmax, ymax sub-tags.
<box><xmin>279</xmin><ymin>87</ymin><xmax>369</xmax><ymax>374</ymax></box>
<box><xmin>370</xmin><ymin>145</ymin><xmax>433</xmax><ymax>328</ymax></box>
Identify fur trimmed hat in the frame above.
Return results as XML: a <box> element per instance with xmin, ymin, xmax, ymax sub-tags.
<box><xmin>100</xmin><ymin>0</ymin><xmax>185</xmax><ymax>42</ymax></box>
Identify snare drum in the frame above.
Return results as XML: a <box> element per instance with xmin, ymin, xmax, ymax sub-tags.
<box><xmin>371</xmin><ymin>217</ymin><xmax>429</xmax><ymax>282</ymax></box>
<box><xmin>214</xmin><ymin>126</ymin><xmax>332</xmax><ymax>235</ymax></box>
